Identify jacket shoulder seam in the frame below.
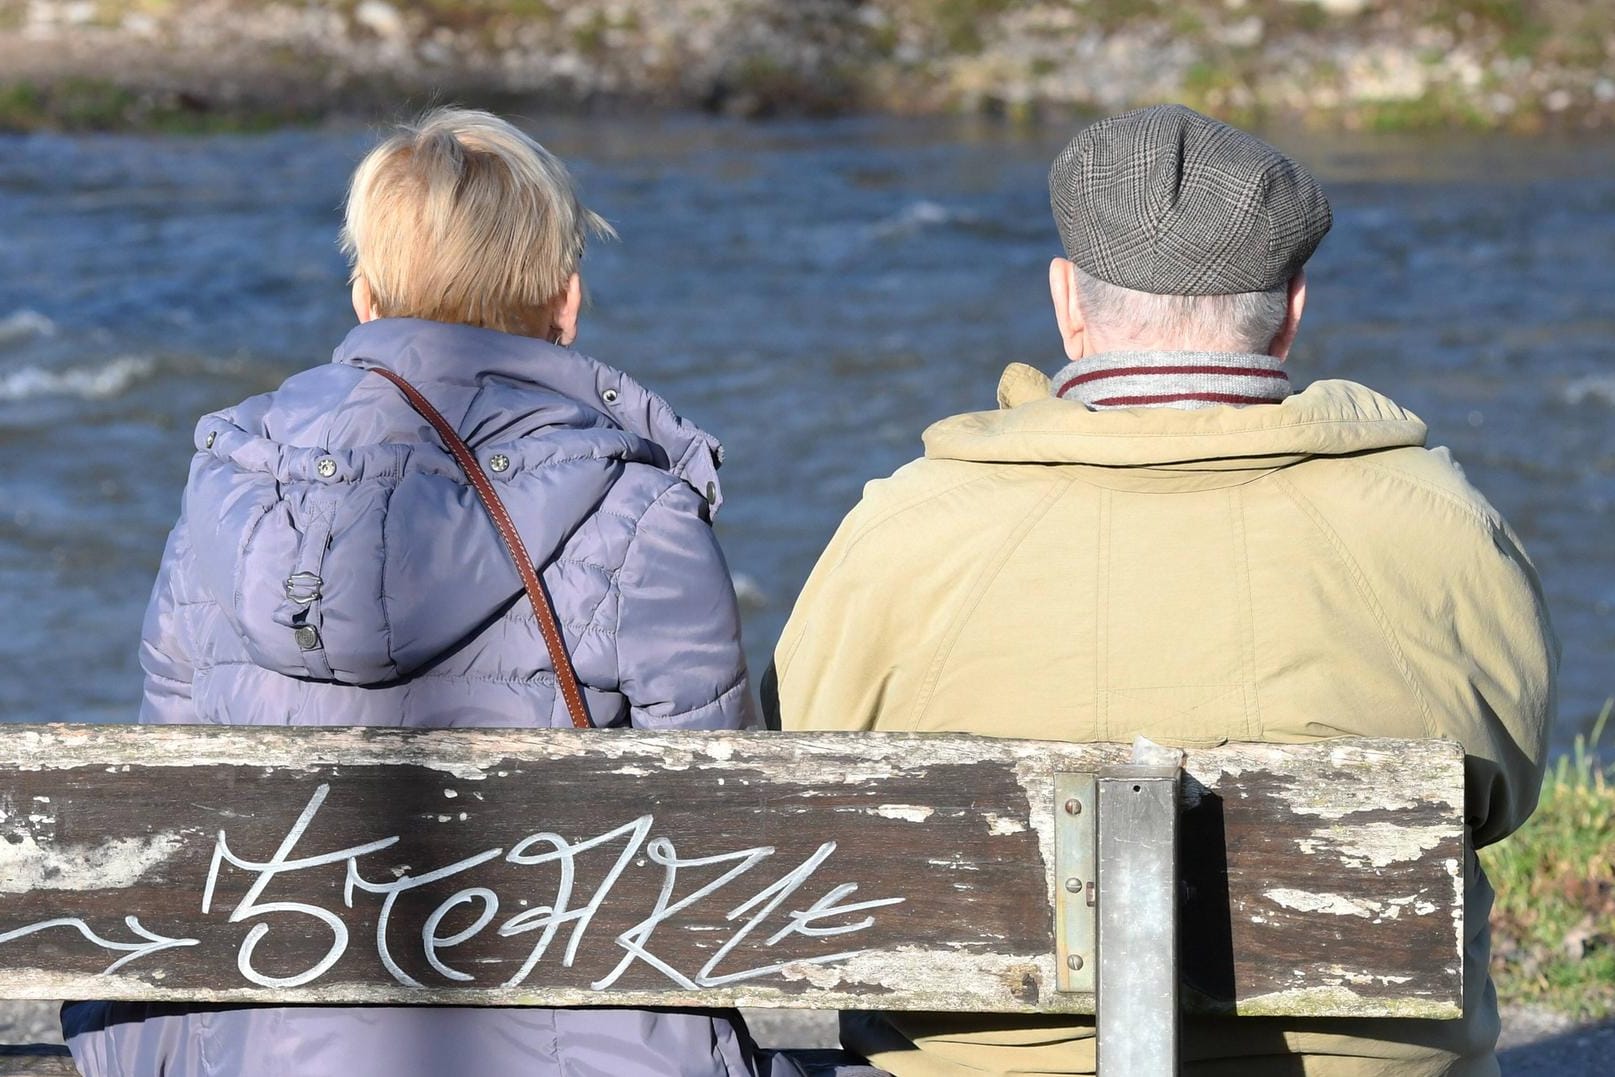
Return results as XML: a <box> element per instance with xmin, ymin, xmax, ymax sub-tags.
<box><xmin>1344</xmin><ymin>457</ymin><xmax>1498</xmax><ymax>529</ymax></box>
<box><xmin>775</xmin><ymin>473</ymin><xmax>988</xmax><ymax>679</ymax></box>
<box><xmin>619</xmin><ymin>481</ymin><xmax>688</xmax><ymax>560</ymax></box>
<box><xmin>611</xmin><ymin>480</ymin><xmax>689</xmax><ymax>681</ymax></box>
<box><xmin>822</xmin><ymin>471</ymin><xmax>998</xmax><ymax>571</ymax></box>
<box><xmin>1271</xmin><ymin>472</ymin><xmax>1439</xmax><ymax>739</ymax></box>
<box><xmin>908</xmin><ymin>477</ymin><xmax>1075</xmax><ymax>730</ymax></box>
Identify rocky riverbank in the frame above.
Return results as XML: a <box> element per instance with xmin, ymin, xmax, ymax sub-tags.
<box><xmin>0</xmin><ymin>0</ymin><xmax>1612</xmax><ymax>132</ymax></box>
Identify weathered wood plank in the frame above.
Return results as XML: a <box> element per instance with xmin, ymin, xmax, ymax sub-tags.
<box><xmin>0</xmin><ymin>727</ymin><xmax>1463</xmax><ymax>1017</ymax></box>
<box><xmin>0</xmin><ymin>1064</ymin><xmax>77</xmax><ymax>1077</ymax></box>
<box><xmin>0</xmin><ymin>1045</ymin><xmax>76</xmax><ymax>1077</ymax></box>
<box><xmin>1177</xmin><ymin>742</ymin><xmax>1466</xmax><ymax>1016</ymax></box>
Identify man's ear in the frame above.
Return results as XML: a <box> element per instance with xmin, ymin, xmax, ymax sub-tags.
<box><xmin>1267</xmin><ymin>271</ymin><xmax>1308</xmax><ymax>360</ymax></box>
<box><xmin>549</xmin><ymin>273</ymin><xmax>583</xmax><ymax>346</ymax></box>
<box><xmin>351</xmin><ymin>276</ymin><xmax>380</xmax><ymax>324</ymax></box>
<box><xmin>1049</xmin><ymin>257</ymin><xmax>1087</xmax><ymax>362</ymax></box>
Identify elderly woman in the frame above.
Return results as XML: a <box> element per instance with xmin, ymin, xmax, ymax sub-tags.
<box><xmin>63</xmin><ymin>108</ymin><xmax>792</xmax><ymax>1077</ymax></box>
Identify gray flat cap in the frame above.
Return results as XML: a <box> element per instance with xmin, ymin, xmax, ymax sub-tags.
<box><xmin>1049</xmin><ymin>104</ymin><xmax>1331</xmax><ymax>295</ymax></box>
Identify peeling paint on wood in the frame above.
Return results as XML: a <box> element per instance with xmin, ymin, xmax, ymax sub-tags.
<box><xmin>0</xmin><ymin>826</ymin><xmax>185</xmax><ymax>895</ymax></box>
<box><xmin>870</xmin><ymin>805</ymin><xmax>934</xmax><ymax>822</ymax></box>
<box><xmin>0</xmin><ymin>727</ymin><xmax>1463</xmax><ymax>1018</ymax></box>
<box><xmin>1263</xmin><ymin>888</ymin><xmax>1385</xmax><ymax>918</ymax></box>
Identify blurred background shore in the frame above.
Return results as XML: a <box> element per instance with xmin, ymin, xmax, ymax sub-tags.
<box><xmin>1</xmin><ymin>0</ymin><xmax>1613</xmax><ymax>132</ymax></box>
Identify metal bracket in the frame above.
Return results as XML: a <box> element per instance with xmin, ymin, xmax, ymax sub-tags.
<box><xmin>1054</xmin><ymin>771</ymin><xmax>1097</xmax><ymax>993</ymax></box>
<box><xmin>1096</xmin><ymin>764</ymin><xmax>1181</xmax><ymax>1077</ymax></box>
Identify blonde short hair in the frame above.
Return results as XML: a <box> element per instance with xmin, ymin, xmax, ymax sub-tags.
<box><xmin>340</xmin><ymin>108</ymin><xmax>614</xmax><ymax>336</ymax></box>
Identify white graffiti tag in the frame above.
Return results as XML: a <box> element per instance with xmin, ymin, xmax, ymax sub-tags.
<box><xmin>190</xmin><ymin>784</ymin><xmax>905</xmax><ymax>990</ymax></box>
<box><xmin>0</xmin><ymin>915</ymin><xmax>198</xmax><ymax>975</ymax></box>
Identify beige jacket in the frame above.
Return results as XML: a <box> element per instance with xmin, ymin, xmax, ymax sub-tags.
<box><xmin>769</xmin><ymin>365</ymin><xmax>1557</xmax><ymax>1077</ymax></box>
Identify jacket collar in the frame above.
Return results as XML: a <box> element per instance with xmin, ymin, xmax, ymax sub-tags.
<box><xmin>931</xmin><ymin>362</ymin><xmax>1427</xmax><ymax>471</ymax></box>
<box><xmin>331</xmin><ymin>317</ymin><xmax>727</xmax><ymax>512</ymax></box>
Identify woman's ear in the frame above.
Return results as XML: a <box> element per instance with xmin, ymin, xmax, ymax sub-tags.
<box><xmin>1049</xmin><ymin>257</ymin><xmax>1087</xmax><ymax>362</ymax></box>
<box><xmin>351</xmin><ymin>277</ymin><xmax>380</xmax><ymax>324</ymax></box>
<box><xmin>1267</xmin><ymin>271</ymin><xmax>1308</xmax><ymax>360</ymax></box>
<box><xmin>550</xmin><ymin>273</ymin><xmax>583</xmax><ymax>346</ymax></box>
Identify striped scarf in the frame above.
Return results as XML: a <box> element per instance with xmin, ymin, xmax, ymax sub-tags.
<box><xmin>1050</xmin><ymin>350</ymin><xmax>1292</xmax><ymax>410</ymax></box>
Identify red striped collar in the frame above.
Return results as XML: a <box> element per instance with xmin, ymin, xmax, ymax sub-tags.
<box><xmin>1051</xmin><ymin>351</ymin><xmax>1291</xmax><ymax>410</ymax></box>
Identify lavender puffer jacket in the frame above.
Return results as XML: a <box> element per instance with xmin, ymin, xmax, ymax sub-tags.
<box><xmin>64</xmin><ymin>318</ymin><xmax>792</xmax><ymax>1077</ymax></box>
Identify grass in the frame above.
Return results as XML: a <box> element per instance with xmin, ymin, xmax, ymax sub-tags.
<box><xmin>0</xmin><ymin>78</ymin><xmax>294</xmax><ymax>132</ymax></box>
<box><xmin>1482</xmin><ymin>700</ymin><xmax>1615</xmax><ymax>1020</ymax></box>
<box><xmin>0</xmin><ymin>78</ymin><xmax>152</xmax><ymax>132</ymax></box>
<box><xmin>1355</xmin><ymin>90</ymin><xmax>1493</xmax><ymax>133</ymax></box>
<box><xmin>913</xmin><ymin>0</ymin><xmax>1017</xmax><ymax>54</ymax></box>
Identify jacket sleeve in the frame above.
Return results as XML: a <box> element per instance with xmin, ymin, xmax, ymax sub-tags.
<box><xmin>765</xmin><ymin>492</ymin><xmax>900</xmax><ymax>734</ymax></box>
<box><xmin>1328</xmin><ymin>459</ymin><xmax>1559</xmax><ymax>849</ymax></box>
<box><xmin>137</xmin><ymin>514</ymin><xmax>200</xmax><ymax>724</ymax></box>
<box><xmin>1406</xmin><ymin>512</ymin><xmax>1558</xmax><ymax>848</ymax></box>
<box><xmin>616</xmin><ymin>483</ymin><xmax>755</xmax><ymax>730</ymax></box>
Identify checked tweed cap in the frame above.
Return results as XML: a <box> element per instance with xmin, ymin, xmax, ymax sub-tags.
<box><xmin>1049</xmin><ymin>104</ymin><xmax>1332</xmax><ymax>295</ymax></box>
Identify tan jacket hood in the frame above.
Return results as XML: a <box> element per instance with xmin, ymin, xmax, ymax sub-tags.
<box><xmin>922</xmin><ymin>362</ymin><xmax>1428</xmax><ymax>470</ymax></box>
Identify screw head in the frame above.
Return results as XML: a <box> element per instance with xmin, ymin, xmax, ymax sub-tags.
<box><xmin>1064</xmin><ymin>877</ymin><xmax>1082</xmax><ymax>893</ymax></box>
<box><xmin>1063</xmin><ymin>797</ymin><xmax>1082</xmax><ymax>815</ymax></box>
<box><xmin>1067</xmin><ymin>954</ymin><xmax>1084</xmax><ymax>971</ymax></box>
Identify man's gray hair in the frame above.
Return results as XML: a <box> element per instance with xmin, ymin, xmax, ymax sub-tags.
<box><xmin>1074</xmin><ymin>267</ymin><xmax>1289</xmax><ymax>354</ymax></box>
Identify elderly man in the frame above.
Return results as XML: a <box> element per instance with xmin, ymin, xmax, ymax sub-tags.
<box><xmin>766</xmin><ymin>105</ymin><xmax>1555</xmax><ymax>1076</ymax></box>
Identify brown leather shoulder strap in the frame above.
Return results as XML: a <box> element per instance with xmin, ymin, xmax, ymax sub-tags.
<box><xmin>367</xmin><ymin>366</ymin><xmax>593</xmax><ymax>729</ymax></box>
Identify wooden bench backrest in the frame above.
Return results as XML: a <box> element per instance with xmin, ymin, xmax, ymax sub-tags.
<box><xmin>0</xmin><ymin>726</ymin><xmax>1464</xmax><ymax>1018</ymax></box>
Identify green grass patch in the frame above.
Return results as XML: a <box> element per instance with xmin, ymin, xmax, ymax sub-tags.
<box><xmin>571</xmin><ymin>11</ymin><xmax>610</xmax><ymax>56</ymax></box>
<box><xmin>915</xmin><ymin>0</ymin><xmax>1017</xmax><ymax>54</ymax></box>
<box><xmin>1353</xmin><ymin>88</ymin><xmax>1492</xmax><ymax>132</ymax></box>
<box><xmin>1482</xmin><ymin>701</ymin><xmax>1615</xmax><ymax>1019</ymax></box>
<box><xmin>1083</xmin><ymin>0</ymin><xmax>1166</xmax><ymax>32</ymax></box>
<box><xmin>1264</xmin><ymin>1</ymin><xmax>1333</xmax><ymax>35</ymax></box>
<box><xmin>0</xmin><ymin>78</ymin><xmax>315</xmax><ymax>134</ymax></box>
<box><xmin>0</xmin><ymin>81</ymin><xmax>45</xmax><ymax>129</ymax></box>
<box><xmin>0</xmin><ymin>79</ymin><xmax>138</xmax><ymax>132</ymax></box>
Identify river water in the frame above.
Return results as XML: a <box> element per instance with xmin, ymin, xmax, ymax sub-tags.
<box><xmin>0</xmin><ymin>115</ymin><xmax>1610</xmax><ymax>756</ymax></box>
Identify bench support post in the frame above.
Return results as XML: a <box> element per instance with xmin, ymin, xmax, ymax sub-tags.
<box><xmin>1096</xmin><ymin>765</ymin><xmax>1180</xmax><ymax>1077</ymax></box>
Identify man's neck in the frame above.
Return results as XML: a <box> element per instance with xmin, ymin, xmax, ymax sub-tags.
<box><xmin>1051</xmin><ymin>349</ymin><xmax>1292</xmax><ymax>410</ymax></box>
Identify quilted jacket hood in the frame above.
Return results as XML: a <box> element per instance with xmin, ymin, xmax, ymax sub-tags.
<box><xmin>183</xmin><ymin>319</ymin><xmax>726</xmax><ymax>686</ymax></box>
